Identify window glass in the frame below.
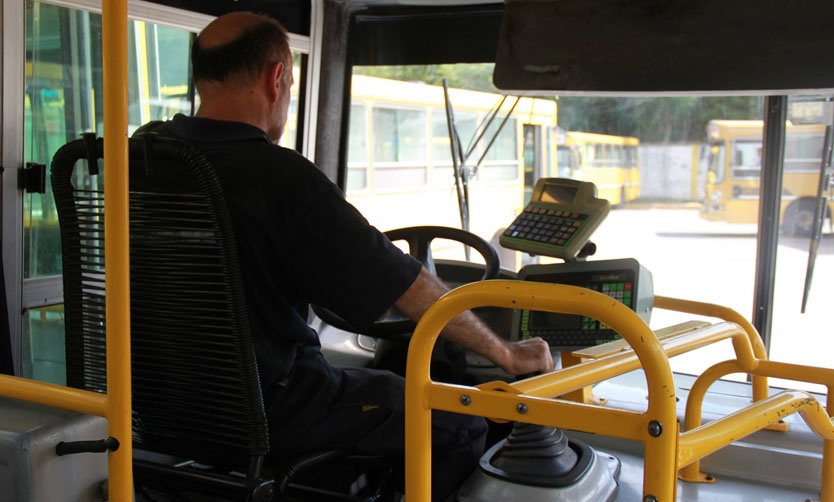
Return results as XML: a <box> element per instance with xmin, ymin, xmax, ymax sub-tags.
<box><xmin>432</xmin><ymin>109</ymin><xmax>478</xmax><ymax>164</ymax></box>
<box><xmin>482</xmin><ymin>117</ymin><xmax>517</xmax><ymax>162</ymax></box>
<box><xmin>769</xmin><ymin>95</ymin><xmax>834</xmax><ymax>393</ymax></box>
<box><xmin>22</xmin><ymin>2</ymin><xmax>195</xmax><ymax>381</ymax></box>
<box><xmin>347</xmin><ymin>65</ymin><xmax>529</xmax><ymax>248</ymax></box>
<box><xmin>345</xmin><ymin>64</ymin><xmax>834</xmax><ymax>394</ymax></box>
<box><xmin>22</xmin><ymin>306</ymin><xmax>65</xmax><ymax>385</ymax></box>
<box><xmin>731</xmin><ymin>139</ymin><xmax>763</xmax><ymax>178</ymax></box>
<box><xmin>372</xmin><ymin>107</ymin><xmax>427</xmax><ymax>163</ymax></box>
<box><xmin>370</xmin><ymin>106</ymin><xmax>428</xmax><ymax>190</ymax></box>
<box><xmin>785</xmin><ymin>134</ymin><xmax>824</xmax><ymax>172</ymax></box>
<box><xmin>347</xmin><ymin>103</ymin><xmax>369</xmax><ymax>191</ymax></box>
<box><xmin>479</xmin><ymin>164</ymin><xmax>519</xmax><ymax>182</ymax></box>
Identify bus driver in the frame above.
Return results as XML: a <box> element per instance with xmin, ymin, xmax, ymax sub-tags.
<box><xmin>149</xmin><ymin>12</ymin><xmax>554</xmax><ymax>499</ymax></box>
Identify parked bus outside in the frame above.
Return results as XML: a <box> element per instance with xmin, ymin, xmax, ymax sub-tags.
<box><xmin>554</xmin><ymin>129</ymin><xmax>641</xmax><ymax>205</ymax></box>
<box><xmin>701</xmin><ymin>119</ymin><xmax>834</xmax><ymax>236</ymax></box>
<box><xmin>345</xmin><ymin>73</ymin><xmax>557</xmax><ymax>268</ymax></box>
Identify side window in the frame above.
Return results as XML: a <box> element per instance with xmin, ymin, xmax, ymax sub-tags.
<box><xmin>731</xmin><ymin>139</ymin><xmax>763</xmax><ymax>178</ymax></box>
<box><xmin>784</xmin><ymin>133</ymin><xmax>824</xmax><ymax>172</ymax></box>
<box><xmin>480</xmin><ymin>117</ymin><xmax>518</xmax><ymax>181</ymax></box>
<box><xmin>22</xmin><ymin>2</ymin><xmax>196</xmax><ymax>384</ymax></box>
<box><xmin>431</xmin><ymin>109</ymin><xmax>477</xmax><ymax>165</ymax></box>
<box><xmin>371</xmin><ymin>106</ymin><xmax>427</xmax><ymax>189</ymax></box>
<box><xmin>431</xmin><ymin>109</ymin><xmax>477</xmax><ymax>186</ymax></box>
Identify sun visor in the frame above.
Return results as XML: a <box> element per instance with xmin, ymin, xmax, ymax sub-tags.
<box><xmin>493</xmin><ymin>0</ymin><xmax>834</xmax><ymax>96</ymax></box>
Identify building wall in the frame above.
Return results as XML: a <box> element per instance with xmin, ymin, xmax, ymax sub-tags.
<box><xmin>638</xmin><ymin>143</ymin><xmax>707</xmax><ymax>201</ymax></box>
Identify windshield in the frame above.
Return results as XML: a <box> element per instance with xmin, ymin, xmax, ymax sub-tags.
<box><xmin>346</xmin><ymin>64</ymin><xmax>833</xmax><ymax>396</ymax></box>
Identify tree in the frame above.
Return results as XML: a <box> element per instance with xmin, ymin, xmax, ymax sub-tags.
<box><xmin>557</xmin><ymin>96</ymin><xmax>762</xmax><ymax>142</ymax></box>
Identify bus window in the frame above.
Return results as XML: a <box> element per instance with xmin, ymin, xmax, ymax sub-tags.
<box><xmin>784</xmin><ymin>133</ymin><xmax>825</xmax><ymax>172</ymax></box>
<box><xmin>371</xmin><ymin>106</ymin><xmax>428</xmax><ymax>189</ymax></box>
<box><xmin>22</xmin><ymin>2</ymin><xmax>194</xmax><ymax>384</ymax></box>
<box><xmin>481</xmin><ymin>117</ymin><xmax>518</xmax><ymax>181</ymax></box>
<box><xmin>556</xmin><ymin>145</ymin><xmax>575</xmax><ymax>177</ymax></box>
<box><xmin>431</xmin><ymin>109</ymin><xmax>477</xmax><ymax>164</ymax></box>
<box><xmin>731</xmin><ymin>139</ymin><xmax>763</xmax><ymax>178</ymax></box>
<box><xmin>431</xmin><ymin>109</ymin><xmax>477</xmax><ymax>188</ymax></box>
<box><xmin>348</xmin><ymin>102</ymin><xmax>370</xmax><ymax>191</ymax></box>
<box><xmin>346</xmin><ymin>66</ymin><xmax>555</xmax><ymax>265</ymax></box>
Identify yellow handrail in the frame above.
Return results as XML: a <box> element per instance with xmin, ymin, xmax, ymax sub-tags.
<box><xmin>102</xmin><ymin>0</ymin><xmax>133</xmax><ymax>499</ymax></box>
<box><xmin>405</xmin><ymin>280</ymin><xmax>679</xmax><ymax>501</ymax></box>
<box><xmin>0</xmin><ymin>375</ymin><xmax>106</xmax><ymax>416</ymax></box>
<box><xmin>654</xmin><ymin>295</ymin><xmax>770</xmax><ymax>401</ymax></box>
<box><xmin>403</xmin><ymin>279</ymin><xmax>834</xmax><ymax>502</ymax></box>
<box><xmin>510</xmin><ymin>321</ymin><xmax>755</xmax><ymax>398</ymax></box>
<box><xmin>0</xmin><ymin>2</ymin><xmax>134</xmax><ymax>500</ymax></box>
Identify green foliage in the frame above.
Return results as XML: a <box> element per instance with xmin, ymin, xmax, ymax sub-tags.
<box><xmin>557</xmin><ymin>96</ymin><xmax>763</xmax><ymax>143</ymax></box>
<box><xmin>356</xmin><ymin>64</ymin><xmax>500</xmax><ymax>93</ymax></box>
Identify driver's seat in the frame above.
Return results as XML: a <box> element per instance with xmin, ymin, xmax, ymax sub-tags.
<box><xmin>51</xmin><ymin>133</ymin><xmax>391</xmax><ymax>501</ymax></box>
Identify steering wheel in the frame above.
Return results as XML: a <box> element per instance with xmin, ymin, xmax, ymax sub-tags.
<box><xmin>313</xmin><ymin>225</ymin><xmax>501</xmax><ymax>339</ymax></box>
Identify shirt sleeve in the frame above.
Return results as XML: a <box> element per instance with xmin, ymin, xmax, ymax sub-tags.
<box><xmin>286</xmin><ymin>180</ymin><xmax>422</xmax><ymax>329</ymax></box>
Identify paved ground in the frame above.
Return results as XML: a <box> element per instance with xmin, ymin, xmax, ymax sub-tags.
<box><xmin>588</xmin><ymin>205</ymin><xmax>832</xmax><ymax>391</ymax></box>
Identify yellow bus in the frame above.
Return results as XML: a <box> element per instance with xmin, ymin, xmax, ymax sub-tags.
<box><xmin>554</xmin><ymin>129</ymin><xmax>641</xmax><ymax>205</ymax></box>
<box><xmin>345</xmin><ymin>74</ymin><xmax>558</xmax><ymax>264</ymax></box>
<box><xmin>701</xmin><ymin>119</ymin><xmax>834</xmax><ymax>236</ymax></box>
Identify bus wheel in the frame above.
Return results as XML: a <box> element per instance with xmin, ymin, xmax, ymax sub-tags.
<box><xmin>782</xmin><ymin>198</ymin><xmax>820</xmax><ymax>238</ymax></box>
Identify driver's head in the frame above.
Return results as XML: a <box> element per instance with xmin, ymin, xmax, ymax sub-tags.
<box><xmin>191</xmin><ymin>12</ymin><xmax>294</xmax><ymax>141</ymax></box>
<box><xmin>192</xmin><ymin>12</ymin><xmax>291</xmax><ymax>88</ymax></box>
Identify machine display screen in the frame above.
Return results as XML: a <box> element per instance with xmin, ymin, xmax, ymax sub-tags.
<box><xmin>539</xmin><ymin>183</ymin><xmax>578</xmax><ymax>204</ymax></box>
<box><xmin>516</xmin><ymin>266</ymin><xmax>644</xmax><ymax>350</ymax></box>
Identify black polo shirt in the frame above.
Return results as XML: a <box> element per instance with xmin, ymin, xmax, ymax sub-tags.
<box><xmin>153</xmin><ymin>115</ymin><xmax>422</xmax><ymax>408</ymax></box>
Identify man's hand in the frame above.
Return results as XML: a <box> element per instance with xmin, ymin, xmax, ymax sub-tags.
<box><xmin>496</xmin><ymin>336</ymin><xmax>554</xmax><ymax>376</ymax></box>
<box><xmin>395</xmin><ymin>267</ymin><xmax>555</xmax><ymax>377</ymax></box>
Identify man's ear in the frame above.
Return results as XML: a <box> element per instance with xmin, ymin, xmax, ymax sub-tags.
<box><xmin>265</xmin><ymin>61</ymin><xmax>285</xmax><ymax>101</ymax></box>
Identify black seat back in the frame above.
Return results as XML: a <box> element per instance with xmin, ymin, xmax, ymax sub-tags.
<box><xmin>51</xmin><ymin>134</ymin><xmax>269</xmax><ymax>469</ymax></box>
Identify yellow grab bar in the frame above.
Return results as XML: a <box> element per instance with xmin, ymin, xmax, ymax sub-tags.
<box><xmin>655</xmin><ymin>295</ymin><xmax>769</xmax><ymax>401</ymax></box>
<box><xmin>404</xmin><ymin>280</ymin><xmax>834</xmax><ymax>502</ymax></box>
<box><xmin>404</xmin><ymin>280</ymin><xmax>680</xmax><ymax>501</ymax></box>
<box><xmin>0</xmin><ymin>2</ymin><xmax>133</xmax><ymax>500</ymax></box>
<box><xmin>102</xmin><ymin>0</ymin><xmax>133</xmax><ymax>499</ymax></box>
<box><xmin>0</xmin><ymin>375</ymin><xmax>106</xmax><ymax>417</ymax></box>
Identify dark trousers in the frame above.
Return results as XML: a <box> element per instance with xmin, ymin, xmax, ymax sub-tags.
<box><xmin>268</xmin><ymin>367</ymin><xmax>487</xmax><ymax>500</ymax></box>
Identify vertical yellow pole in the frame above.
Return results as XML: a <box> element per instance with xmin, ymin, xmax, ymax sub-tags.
<box><xmin>405</xmin><ymin>325</ymin><xmax>438</xmax><ymax>501</ymax></box>
<box><xmin>822</xmin><ymin>386</ymin><xmax>834</xmax><ymax>502</ymax></box>
<box><xmin>102</xmin><ymin>0</ymin><xmax>133</xmax><ymax>499</ymax></box>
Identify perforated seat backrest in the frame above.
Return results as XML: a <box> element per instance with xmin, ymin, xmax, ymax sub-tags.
<box><xmin>51</xmin><ymin>134</ymin><xmax>269</xmax><ymax>468</ymax></box>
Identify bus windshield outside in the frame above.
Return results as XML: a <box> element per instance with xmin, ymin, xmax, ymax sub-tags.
<box><xmin>701</xmin><ymin>119</ymin><xmax>834</xmax><ymax>236</ymax></box>
<box><xmin>345</xmin><ymin>70</ymin><xmax>557</xmax><ymax>269</ymax></box>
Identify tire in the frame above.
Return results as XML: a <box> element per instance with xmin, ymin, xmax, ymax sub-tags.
<box><xmin>782</xmin><ymin>198</ymin><xmax>821</xmax><ymax>238</ymax></box>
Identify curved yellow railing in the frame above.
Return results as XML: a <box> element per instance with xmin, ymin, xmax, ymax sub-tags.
<box><xmin>404</xmin><ymin>279</ymin><xmax>834</xmax><ymax>502</ymax></box>
<box><xmin>654</xmin><ymin>295</ymin><xmax>770</xmax><ymax>401</ymax></box>
<box><xmin>405</xmin><ymin>280</ymin><xmax>679</xmax><ymax>501</ymax></box>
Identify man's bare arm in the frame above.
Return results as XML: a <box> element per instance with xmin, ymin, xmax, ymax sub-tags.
<box><xmin>394</xmin><ymin>267</ymin><xmax>554</xmax><ymax>376</ymax></box>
